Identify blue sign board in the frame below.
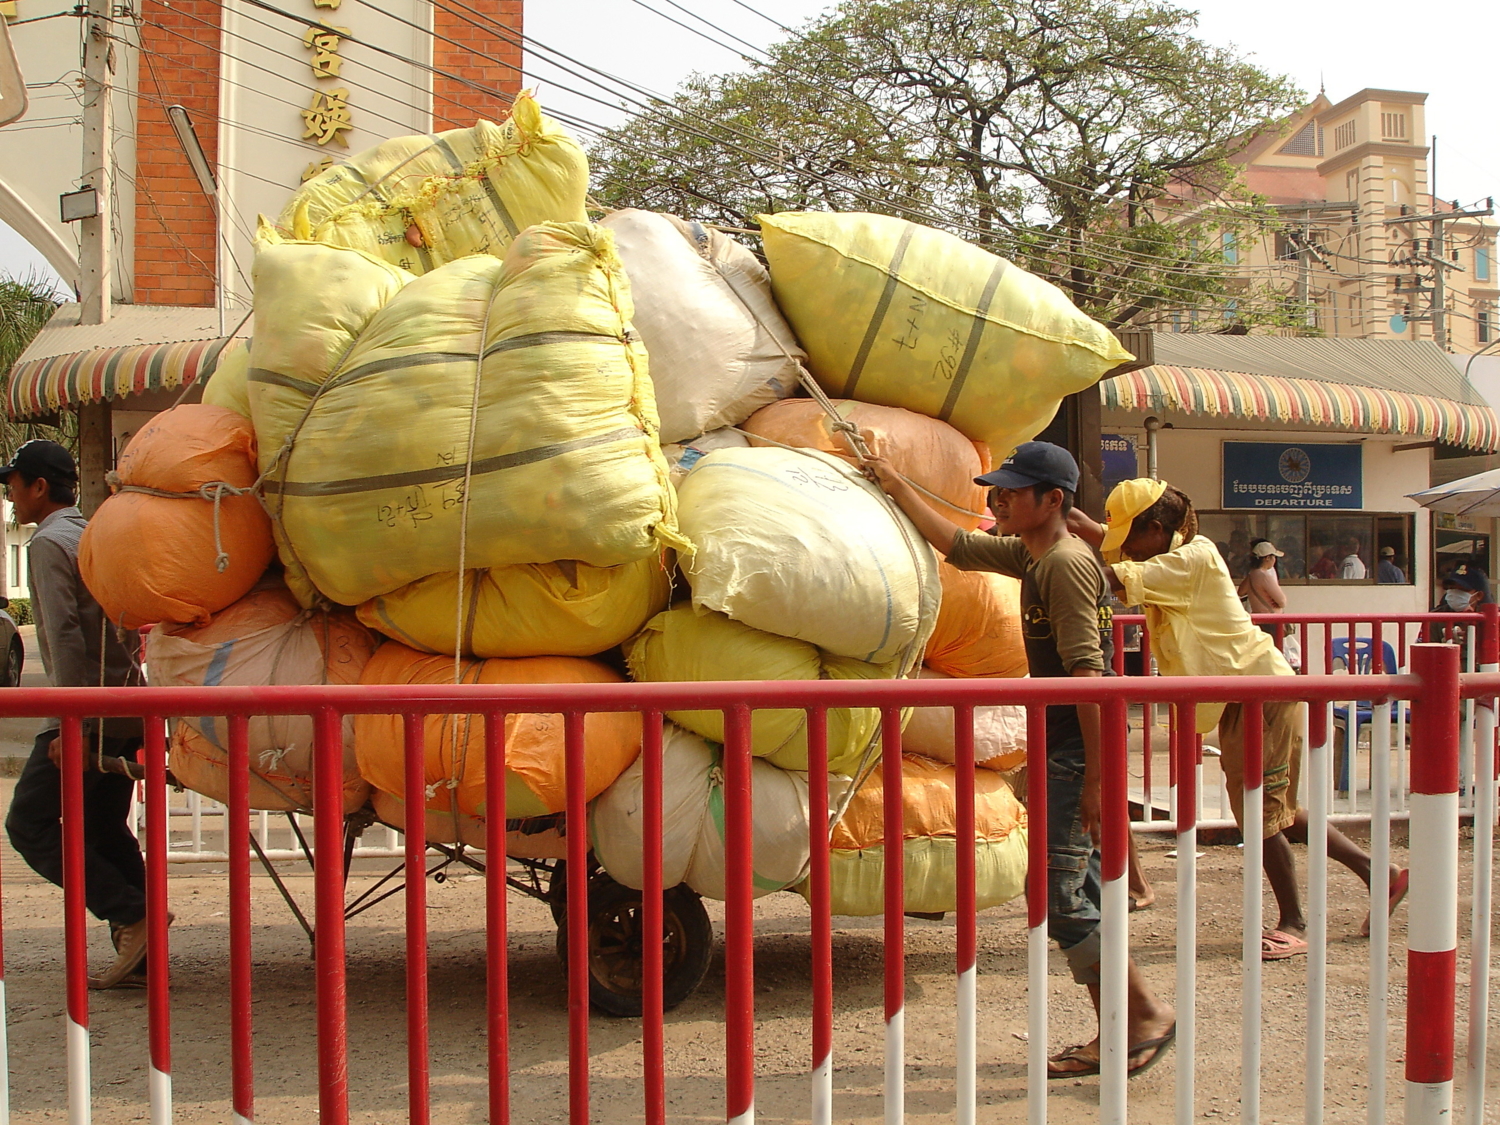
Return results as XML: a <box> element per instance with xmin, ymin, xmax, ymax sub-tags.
<box><xmin>1221</xmin><ymin>442</ymin><xmax>1362</xmax><ymax>510</ymax></box>
<box><xmin>1101</xmin><ymin>433</ymin><xmax>1138</xmax><ymax>494</ymax></box>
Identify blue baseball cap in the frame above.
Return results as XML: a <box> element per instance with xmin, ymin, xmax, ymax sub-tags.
<box><xmin>1444</xmin><ymin>564</ymin><xmax>1488</xmax><ymax>593</ymax></box>
<box><xmin>974</xmin><ymin>441</ymin><xmax>1080</xmax><ymax>493</ymax></box>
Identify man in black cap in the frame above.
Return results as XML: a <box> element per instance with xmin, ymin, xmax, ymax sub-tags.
<box><xmin>866</xmin><ymin>440</ymin><xmax>1175</xmax><ymax>1078</ymax></box>
<box><xmin>1</xmin><ymin>440</ymin><xmax>153</xmax><ymax>989</ymax></box>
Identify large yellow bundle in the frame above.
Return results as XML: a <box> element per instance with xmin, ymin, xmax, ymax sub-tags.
<box><xmin>800</xmin><ymin>753</ymin><xmax>1028</xmax><ymax>916</ymax></box>
<box><xmin>624</xmin><ymin>607</ymin><xmax>893</xmax><ymax>776</ymax></box>
<box><xmin>248</xmin><ymin>223</ymin><xmax>685</xmax><ymax>608</ymax></box>
<box><xmin>278</xmin><ymin>93</ymin><xmax>588</xmax><ymax>274</ymax></box>
<box><xmin>357</xmin><ymin>555</ymin><xmax>672</xmax><ymax>659</ymax></box>
<box><xmin>758</xmin><ymin>212</ymin><xmax>1133</xmax><ymax>453</ymax></box>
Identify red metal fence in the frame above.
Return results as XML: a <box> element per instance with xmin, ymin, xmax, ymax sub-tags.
<box><xmin>0</xmin><ymin>638</ymin><xmax>1495</xmax><ymax>1124</ymax></box>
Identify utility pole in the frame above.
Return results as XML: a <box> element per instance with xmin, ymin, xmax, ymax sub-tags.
<box><xmin>77</xmin><ymin>0</ymin><xmax>114</xmax><ymax>514</ymax></box>
<box><xmin>79</xmin><ymin>0</ymin><xmax>113</xmax><ymax>327</ymax></box>
<box><xmin>1385</xmin><ymin>137</ymin><xmax>1494</xmax><ymax>352</ymax></box>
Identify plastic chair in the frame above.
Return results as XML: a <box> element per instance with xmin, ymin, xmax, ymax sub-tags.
<box><xmin>1331</xmin><ymin>637</ymin><xmax>1400</xmax><ymax>791</ymax></box>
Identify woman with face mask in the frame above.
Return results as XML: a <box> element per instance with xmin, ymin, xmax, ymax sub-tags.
<box><xmin>1431</xmin><ymin>564</ymin><xmax>1491</xmax><ymax>657</ymax></box>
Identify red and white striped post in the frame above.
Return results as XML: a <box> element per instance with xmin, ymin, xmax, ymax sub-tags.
<box><xmin>881</xmin><ymin>706</ymin><xmax>905</xmax><ymax>1125</ymax></box>
<box><xmin>312</xmin><ymin>707</ymin><xmax>350</xmax><ymax>1125</ymax></box>
<box><xmin>403</xmin><ymin>714</ymin><xmax>430</xmax><ymax>1125</ymax></box>
<box><xmin>1466</xmin><ymin>605</ymin><xmax>1499</xmax><ymax>1125</ymax></box>
<box><xmin>1024</xmin><ymin>705</ymin><xmax>1048</xmax><ymax>1125</ymax></box>
<box><xmin>640</xmin><ymin>712</ymin><xmax>666</xmax><ymax>1125</ymax></box>
<box><xmin>953</xmin><ymin>703</ymin><xmax>977</xmax><ymax>1125</ymax></box>
<box><xmin>484</xmin><ymin>712</ymin><xmax>509</xmax><ymax>1125</ymax></box>
<box><xmin>1173</xmin><ymin>704</ymin><xmax>1197</xmax><ymax>1125</ymax></box>
<box><xmin>227</xmin><ymin>715</ymin><xmax>255</xmax><ymax>1125</ymax></box>
<box><xmin>1098</xmin><ymin>699</ymin><xmax>1130</xmax><ymax>1123</ymax></box>
<box><xmin>60</xmin><ymin>716</ymin><xmax>90</xmax><ymax>1125</ymax></box>
<box><xmin>806</xmin><ymin>708</ymin><xmax>833</xmax><ymax>1125</ymax></box>
<box><xmin>723</xmin><ymin>704</ymin><xmax>755</xmax><ymax>1125</ymax></box>
<box><xmin>142</xmin><ymin>717</ymin><xmax>173</xmax><ymax>1125</ymax></box>
<box><xmin>1406</xmin><ymin>642</ymin><xmax>1461</xmax><ymax>1123</ymax></box>
<box><xmin>1239</xmin><ymin>702</ymin><xmax>1263</xmax><ymax>1125</ymax></box>
<box><xmin>563</xmin><ymin>711</ymin><xmax>590</xmax><ymax>1125</ymax></box>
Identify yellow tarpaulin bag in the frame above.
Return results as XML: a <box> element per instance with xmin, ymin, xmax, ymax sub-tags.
<box><xmin>623</xmin><ymin>606</ymin><xmax>893</xmax><ymax>775</ymax></box>
<box><xmin>758</xmin><ymin>212</ymin><xmax>1134</xmax><ymax>453</ymax></box>
<box><xmin>278</xmin><ymin>92</ymin><xmax>588</xmax><ymax>274</ymax></box>
<box><xmin>357</xmin><ymin>554</ymin><xmax>673</xmax><ymax>659</ymax></box>
<box><xmin>674</xmin><ymin>447</ymin><xmax>940</xmax><ymax>665</ymax></box>
<box><xmin>354</xmin><ymin>642</ymin><xmax>643</xmax><ymax>827</ymax></box>
<box><xmin>201</xmin><ymin>345</ymin><xmax>251</xmax><ymax>418</ymax></box>
<box><xmin>800</xmin><ymin>753</ymin><xmax>1028</xmax><ymax>916</ymax></box>
<box><xmin>248</xmin><ymin>222</ymin><xmax>686</xmax><ymax>608</ymax></box>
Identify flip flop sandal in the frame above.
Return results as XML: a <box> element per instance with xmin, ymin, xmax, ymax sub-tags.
<box><xmin>1127</xmin><ymin>1024</ymin><xmax>1177</xmax><ymax>1078</ymax></box>
<box><xmin>1361</xmin><ymin>868</ymin><xmax>1410</xmax><ymax>938</ymax></box>
<box><xmin>1047</xmin><ymin>1043</ymin><xmax>1101</xmax><ymax>1080</ymax></box>
<box><xmin>1261</xmin><ymin>930</ymin><xmax>1309</xmax><ymax>961</ymax></box>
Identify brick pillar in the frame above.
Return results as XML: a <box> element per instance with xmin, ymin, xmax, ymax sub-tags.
<box><xmin>133</xmin><ymin>0</ymin><xmax>220</xmax><ymax>307</ymax></box>
<box><xmin>433</xmin><ymin>0</ymin><xmax>524</xmax><ymax>131</ymax></box>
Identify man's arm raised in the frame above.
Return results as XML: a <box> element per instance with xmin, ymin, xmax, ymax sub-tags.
<box><xmin>864</xmin><ymin>451</ymin><xmax>962</xmax><ymax>557</ymax></box>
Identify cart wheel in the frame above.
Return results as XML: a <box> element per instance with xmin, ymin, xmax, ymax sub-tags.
<box><xmin>555</xmin><ymin>873</ymin><xmax>714</xmax><ymax>1017</ymax></box>
<box><xmin>545</xmin><ymin>860</ymin><xmax>569</xmax><ymax>927</ymax></box>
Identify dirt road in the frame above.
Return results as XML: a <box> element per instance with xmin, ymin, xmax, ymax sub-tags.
<box><xmin>1</xmin><ymin>816</ymin><xmax>1495</xmax><ymax>1124</ymax></box>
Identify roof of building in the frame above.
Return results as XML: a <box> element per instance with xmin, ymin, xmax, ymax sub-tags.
<box><xmin>1102</xmin><ymin>335</ymin><xmax>1500</xmax><ymax>452</ymax></box>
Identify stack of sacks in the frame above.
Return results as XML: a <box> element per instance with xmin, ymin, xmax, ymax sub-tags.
<box><xmin>80</xmin><ymin>404</ymin><xmax>275</xmax><ymax>629</ymax></box>
<box><xmin>801</xmin><ymin>753</ymin><xmax>1027</xmax><ymax>916</ymax></box>
<box><xmin>902</xmin><ymin>563</ymin><xmax>1029</xmax><ymax>770</ymax></box>
<box><xmin>741</xmin><ymin>398</ymin><xmax>991</xmax><ymax>531</ymax></box>
<box><xmin>590</xmin><ymin>722</ymin><xmax>811</xmax><ymax>900</ymax></box>
<box><xmin>600</xmin><ymin>209</ymin><xmax>803</xmax><ymax>445</ymax></box>
<box><xmin>247</xmin><ymin>220</ymin><xmax>686</xmax><ymax>652</ymax></box>
<box><xmin>759</xmin><ymin>211</ymin><xmax>1134</xmax><ymax>455</ymax></box>
<box><xmin>626</xmin><ymin>445</ymin><xmax>939</xmax><ymax>776</ymax></box>
<box><xmin>354</xmin><ymin>642</ymin><xmax>642</xmax><ymax>847</ymax></box>
<box><xmin>146</xmin><ymin>575</ymin><xmax>377</xmax><ymax>812</ymax></box>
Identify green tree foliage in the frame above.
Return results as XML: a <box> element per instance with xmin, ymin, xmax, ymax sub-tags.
<box><xmin>0</xmin><ymin>273</ymin><xmax>72</xmax><ymax>456</ymax></box>
<box><xmin>590</xmin><ymin>0</ymin><xmax>1305</xmax><ymax>327</ymax></box>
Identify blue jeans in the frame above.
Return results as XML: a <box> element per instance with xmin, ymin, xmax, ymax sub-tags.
<box><xmin>1046</xmin><ymin>735</ymin><xmax>1102</xmax><ymax>984</ymax></box>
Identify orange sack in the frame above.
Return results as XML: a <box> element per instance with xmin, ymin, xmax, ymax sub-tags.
<box><xmin>80</xmin><ymin>404</ymin><xmax>275</xmax><ymax>628</ymax></box>
<box><xmin>741</xmin><ymin>398</ymin><xmax>991</xmax><ymax>531</ymax></box>
<box><xmin>354</xmin><ymin>642</ymin><xmax>642</xmax><ymax>838</ymax></box>
<box><xmin>148</xmin><ymin>578</ymin><xmax>377</xmax><ymax>812</ymax></box>
<box><xmin>924</xmin><ymin>562</ymin><xmax>1027</xmax><ymax>678</ymax></box>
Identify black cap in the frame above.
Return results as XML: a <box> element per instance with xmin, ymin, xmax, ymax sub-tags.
<box><xmin>0</xmin><ymin>439</ymin><xmax>77</xmax><ymax>483</ymax></box>
<box><xmin>1444</xmin><ymin>564</ymin><xmax>1488</xmax><ymax>593</ymax></box>
<box><xmin>974</xmin><ymin>441</ymin><xmax>1080</xmax><ymax>493</ymax></box>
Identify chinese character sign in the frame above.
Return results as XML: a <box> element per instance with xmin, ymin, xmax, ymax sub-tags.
<box><xmin>302</xmin><ymin>87</ymin><xmax>353</xmax><ymax>147</ymax></box>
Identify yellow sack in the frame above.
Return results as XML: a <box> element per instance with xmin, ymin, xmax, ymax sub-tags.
<box><xmin>758</xmin><ymin>212</ymin><xmax>1133</xmax><ymax>453</ymax></box>
<box><xmin>357</xmin><ymin>555</ymin><xmax>672</xmax><ymax>659</ymax></box>
<box><xmin>248</xmin><ymin>223</ymin><xmax>685</xmax><ymax>608</ymax></box>
<box><xmin>624</xmin><ymin>606</ymin><xmax>893</xmax><ymax>775</ymax></box>
<box><xmin>278</xmin><ymin>92</ymin><xmax>588</xmax><ymax>274</ymax></box>
<box><xmin>800</xmin><ymin>753</ymin><xmax>1028</xmax><ymax>916</ymax></box>
<box><xmin>200</xmin><ymin>341</ymin><xmax>252</xmax><ymax>418</ymax></box>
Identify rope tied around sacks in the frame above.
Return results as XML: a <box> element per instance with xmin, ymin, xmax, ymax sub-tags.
<box><xmin>106</xmin><ymin>472</ymin><xmax>255</xmax><ymax>574</ymax></box>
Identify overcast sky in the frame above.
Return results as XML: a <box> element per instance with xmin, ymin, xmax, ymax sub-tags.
<box><xmin>3</xmin><ymin>0</ymin><xmax>1494</xmax><ymax>291</ymax></box>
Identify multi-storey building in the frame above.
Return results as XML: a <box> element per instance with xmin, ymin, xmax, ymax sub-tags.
<box><xmin>1202</xmin><ymin>88</ymin><xmax>1496</xmax><ymax>347</ymax></box>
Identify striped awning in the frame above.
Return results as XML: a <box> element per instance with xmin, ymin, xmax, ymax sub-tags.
<box><xmin>1102</xmin><ymin>363</ymin><xmax>1500</xmax><ymax>452</ymax></box>
<box><xmin>6</xmin><ymin>335</ymin><xmax>246</xmax><ymax>419</ymax></box>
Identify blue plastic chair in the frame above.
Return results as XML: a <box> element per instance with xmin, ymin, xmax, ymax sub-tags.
<box><xmin>1331</xmin><ymin>637</ymin><xmax>1400</xmax><ymax>790</ymax></box>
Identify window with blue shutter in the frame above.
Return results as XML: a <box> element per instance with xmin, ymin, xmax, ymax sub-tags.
<box><xmin>1478</xmin><ymin>247</ymin><xmax>1492</xmax><ymax>282</ymax></box>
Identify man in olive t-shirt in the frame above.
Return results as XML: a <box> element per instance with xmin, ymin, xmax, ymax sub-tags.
<box><xmin>866</xmin><ymin>440</ymin><xmax>1174</xmax><ymax>1079</ymax></box>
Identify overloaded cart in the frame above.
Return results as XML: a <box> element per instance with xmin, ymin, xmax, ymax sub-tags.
<box><xmin>81</xmin><ymin>94</ymin><xmax>1133</xmax><ymax>1013</ymax></box>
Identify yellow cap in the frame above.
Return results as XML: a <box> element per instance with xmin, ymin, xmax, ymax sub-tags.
<box><xmin>1100</xmin><ymin>478</ymin><xmax>1167</xmax><ymax>562</ymax></box>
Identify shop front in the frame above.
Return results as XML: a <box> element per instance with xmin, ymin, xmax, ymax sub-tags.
<box><xmin>1098</xmin><ymin>335</ymin><xmax>1500</xmax><ymax>616</ymax></box>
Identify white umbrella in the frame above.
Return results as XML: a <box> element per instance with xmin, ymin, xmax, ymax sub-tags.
<box><xmin>1408</xmin><ymin>466</ymin><xmax>1500</xmax><ymax>518</ymax></box>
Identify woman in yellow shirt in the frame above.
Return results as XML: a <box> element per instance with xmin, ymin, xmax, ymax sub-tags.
<box><xmin>1070</xmin><ymin>479</ymin><xmax>1405</xmax><ymax>959</ymax></box>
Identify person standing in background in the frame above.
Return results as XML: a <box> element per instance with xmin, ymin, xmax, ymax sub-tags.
<box><xmin>1239</xmin><ymin>540</ymin><xmax>1287</xmax><ymax>620</ymax></box>
<box><xmin>0</xmin><ymin>440</ymin><xmax>162</xmax><ymax>990</ymax></box>
<box><xmin>1377</xmin><ymin>547</ymin><xmax>1406</xmax><ymax>584</ymax></box>
<box><xmin>1339</xmin><ymin>537</ymin><xmax>1367</xmax><ymax>580</ymax></box>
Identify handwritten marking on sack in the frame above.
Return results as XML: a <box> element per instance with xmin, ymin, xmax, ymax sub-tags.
<box><xmin>783</xmin><ymin>466</ymin><xmax>851</xmax><ymax>493</ymax></box>
<box><xmin>378</xmin><ymin>487</ymin><xmax>434</xmax><ymax>529</ymax></box>
<box><xmin>933</xmin><ymin>327</ymin><xmax>965</xmax><ymax>382</ymax></box>
<box><xmin>890</xmin><ymin>295</ymin><xmax>928</xmax><ymax>351</ymax></box>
